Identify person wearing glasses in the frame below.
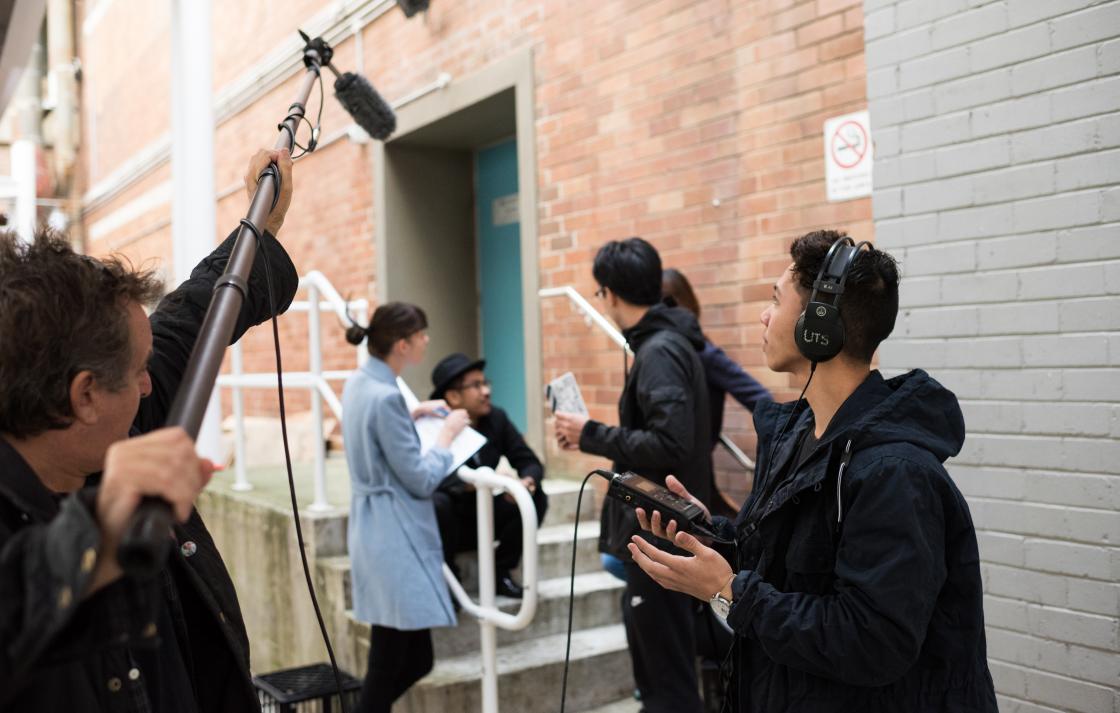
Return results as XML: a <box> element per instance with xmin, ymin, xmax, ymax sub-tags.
<box><xmin>553</xmin><ymin>238</ymin><xmax>712</xmax><ymax>713</ymax></box>
<box><xmin>430</xmin><ymin>353</ymin><xmax>549</xmax><ymax>599</ymax></box>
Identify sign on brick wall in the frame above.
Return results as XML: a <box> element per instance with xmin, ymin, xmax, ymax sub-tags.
<box><xmin>824</xmin><ymin>110</ymin><xmax>873</xmax><ymax>202</ymax></box>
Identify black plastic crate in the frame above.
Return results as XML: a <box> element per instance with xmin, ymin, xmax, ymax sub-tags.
<box><xmin>253</xmin><ymin>663</ymin><xmax>362</xmax><ymax>713</ymax></box>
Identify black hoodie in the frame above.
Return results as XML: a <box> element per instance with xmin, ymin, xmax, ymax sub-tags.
<box><xmin>716</xmin><ymin>369</ymin><xmax>997</xmax><ymax>712</ymax></box>
<box><xmin>580</xmin><ymin>302</ymin><xmax>713</xmax><ymax>560</ymax></box>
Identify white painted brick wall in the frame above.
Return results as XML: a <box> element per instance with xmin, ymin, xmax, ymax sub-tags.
<box><xmin>865</xmin><ymin>1</ymin><xmax>1120</xmax><ymax>710</ymax></box>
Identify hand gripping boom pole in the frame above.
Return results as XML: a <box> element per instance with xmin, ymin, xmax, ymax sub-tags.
<box><xmin>116</xmin><ymin>39</ymin><xmax>331</xmax><ymax>579</ymax></box>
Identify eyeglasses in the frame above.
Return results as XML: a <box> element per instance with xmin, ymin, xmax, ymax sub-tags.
<box><xmin>454</xmin><ymin>379</ymin><xmax>491</xmax><ymax>392</ymax></box>
<box><xmin>594</xmin><ymin>286</ymin><xmax>607</xmax><ymax>299</ymax></box>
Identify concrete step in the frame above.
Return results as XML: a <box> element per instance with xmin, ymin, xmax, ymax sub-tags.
<box><xmin>393</xmin><ymin>623</ymin><xmax>633</xmax><ymax>713</ymax></box>
<box><xmin>542</xmin><ymin>477</ymin><xmax>602</xmax><ymax>525</ymax></box>
<box><xmin>580</xmin><ymin>698</ymin><xmax>642</xmax><ymax>713</ymax></box>
<box><xmin>318</xmin><ymin>519</ymin><xmax>604</xmax><ymax>612</ymax></box>
<box><xmin>345</xmin><ymin>569</ymin><xmax>625</xmax><ymax>658</ymax></box>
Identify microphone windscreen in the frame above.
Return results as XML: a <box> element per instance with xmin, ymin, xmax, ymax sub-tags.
<box><xmin>334</xmin><ymin>72</ymin><xmax>396</xmax><ymax>141</ymax></box>
<box><xmin>397</xmin><ymin>0</ymin><xmax>430</xmax><ymax>17</ymax></box>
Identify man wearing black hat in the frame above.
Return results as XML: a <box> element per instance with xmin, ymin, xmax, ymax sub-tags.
<box><xmin>430</xmin><ymin>353</ymin><xmax>549</xmax><ymax>599</ymax></box>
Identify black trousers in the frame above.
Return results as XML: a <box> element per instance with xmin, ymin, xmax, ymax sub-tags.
<box><xmin>356</xmin><ymin>626</ymin><xmax>433</xmax><ymax>713</ymax></box>
<box><xmin>622</xmin><ymin>560</ymin><xmax>704</xmax><ymax>713</ymax></box>
<box><xmin>433</xmin><ymin>485</ymin><xmax>548</xmax><ymax>574</ymax></box>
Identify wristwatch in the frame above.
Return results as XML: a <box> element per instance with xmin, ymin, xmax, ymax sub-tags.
<box><xmin>709</xmin><ymin>578</ymin><xmax>734</xmax><ymax>620</ymax></box>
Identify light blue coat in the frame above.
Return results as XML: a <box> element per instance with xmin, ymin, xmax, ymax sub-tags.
<box><xmin>342</xmin><ymin>357</ymin><xmax>456</xmax><ymax>630</ymax></box>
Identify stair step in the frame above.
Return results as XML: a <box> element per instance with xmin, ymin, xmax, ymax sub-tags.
<box><xmin>346</xmin><ymin>569</ymin><xmax>625</xmax><ymax>658</ymax></box>
<box><xmin>397</xmin><ymin>623</ymin><xmax>633</xmax><ymax>713</ymax></box>
<box><xmin>579</xmin><ymin>698</ymin><xmax>642</xmax><ymax>713</ymax></box>
<box><xmin>542</xmin><ymin>477</ymin><xmax>602</xmax><ymax>524</ymax></box>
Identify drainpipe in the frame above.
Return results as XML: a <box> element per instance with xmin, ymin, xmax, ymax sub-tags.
<box><xmin>12</xmin><ymin>28</ymin><xmax>44</xmax><ymax>243</ymax></box>
<box><xmin>46</xmin><ymin>0</ymin><xmax>79</xmax><ymax>232</ymax></box>
<box><xmin>170</xmin><ymin>0</ymin><xmax>222</xmax><ymax>463</ymax></box>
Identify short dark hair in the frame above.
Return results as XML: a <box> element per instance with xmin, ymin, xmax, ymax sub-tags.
<box><xmin>662</xmin><ymin>268</ymin><xmax>701</xmax><ymax>320</ymax></box>
<box><xmin>345</xmin><ymin>301</ymin><xmax>428</xmax><ymax>358</ymax></box>
<box><xmin>0</xmin><ymin>229</ymin><xmax>164</xmax><ymax>438</ymax></box>
<box><xmin>592</xmin><ymin>237</ymin><xmax>662</xmax><ymax>306</ymax></box>
<box><xmin>789</xmin><ymin>230</ymin><xmax>900</xmax><ymax>362</ymax></box>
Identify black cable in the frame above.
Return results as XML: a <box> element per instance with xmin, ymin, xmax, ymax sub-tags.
<box><xmin>737</xmin><ymin>361</ymin><xmax>817</xmax><ymax>530</ymax></box>
<box><xmin>278</xmin><ymin>68</ymin><xmax>325</xmax><ymax>160</ymax></box>
<box><xmin>241</xmin><ymin>163</ymin><xmax>348</xmax><ymax>712</ymax></box>
<box><xmin>559</xmin><ymin>469</ymin><xmax>611</xmax><ymax>713</ymax></box>
<box><xmin>717</xmin><ymin>361</ymin><xmax>818</xmax><ymax>712</ymax></box>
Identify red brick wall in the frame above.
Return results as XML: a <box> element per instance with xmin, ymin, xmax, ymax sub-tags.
<box><xmin>79</xmin><ymin>0</ymin><xmax>872</xmax><ymax>499</ymax></box>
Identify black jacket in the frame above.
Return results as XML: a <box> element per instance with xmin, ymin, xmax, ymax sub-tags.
<box><xmin>0</xmin><ymin>228</ymin><xmax>298</xmax><ymax>712</ymax></box>
<box><xmin>580</xmin><ymin>303</ymin><xmax>712</xmax><ymax>560</ymax></box>
<box><xmin>717</xmin><ymin>369</ymin><xmax>997</xmax><ymax>712</ymax></box>
<box><xmin>470</xmin><ymin>407</ymin><xmax>544</xmax><ymax>484</ymax></box>
<box><xmin>439</xmin><ymin>406</ymin><xmax>546</xmax><ymax>497</ymax></box>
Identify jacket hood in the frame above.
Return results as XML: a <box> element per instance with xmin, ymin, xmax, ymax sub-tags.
<box><xmin>757</xmin><ymin>369</ymin><xmax>965</xmax><ymax>464</ymax></box>
<box><xmin>623</xmin><ymin>302</ymin><xmax>706</xmax><ymax>352</ymax></box>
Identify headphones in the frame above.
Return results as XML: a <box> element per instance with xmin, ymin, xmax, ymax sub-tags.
<box><xmin>794</xmin><ymin>236</ymin><xmax>871</xmax><ymax>363</ymax></box>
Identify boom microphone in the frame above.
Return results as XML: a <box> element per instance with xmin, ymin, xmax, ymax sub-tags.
<box><xmin>397</xmin><ymin>0</ymin><xmax>430</xmax><ymax>17</ymax></box>
<box><xmin>332</xmin><ymin>70</ymin><xmax>396</xmax><ymax>140</ymax></box>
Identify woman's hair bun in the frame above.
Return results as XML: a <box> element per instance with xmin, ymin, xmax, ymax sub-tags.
<box><xmin>345</xmin><ymin>324</ymin><xmax>367</xmax><ymax>346</ymax></box>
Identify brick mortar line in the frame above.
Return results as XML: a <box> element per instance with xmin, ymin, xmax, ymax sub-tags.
<box><xmin>881</xmin><ymin>182</ymin><xmax>1118</xmax><ymax>218</ymax></box>
<box><xmin>977</xmin><ymin>531</ymin><xmax>1120</xmax><ymax>554</ymax></box>
<box><xmin>868</xmin><ymin>24</ymin><xmax>1120</xmax><ymax>77</ymax></box>
<box><xmin>969</xmin><ymin>495</ymin><xmax>1120</xmax><ymax>515</ymax></box>
<box><xmin>899</xmin><ymin>301</ymin><xmax>1120</xmax><ymax>313</ymax></box>
<box><xmin>874</xmin><ymin>89</ymin><xmax>1120</xmax><ymax>150</ymax></box>
<box><xmin>887</xmin><ymin>331</ymin><xmax>1120</xmax><ymax>343</ymax></box>
<box><xmin>876</xmin><ymin>93</ymin><xmax>1118</xmax><ymax>143</ymax></box>
<box><xmin>877</xmin><ymin>142</ymin><xmax>1120</xmax><ymax>188</ymax></box>
<box><xmin>987</xmin><ymin>642</ymin><xmax>1120</xmax><ymax>670</ymax></box>
<box><xmin>978</xmin><ymin>537</ymin><xmax>1120</xmax><ymax>553</ymax></box>
<box><xmin>958</xmin><ymin>393</ymin><xmax>1115</xmax><ymax>405</ymax></box>
<box><xmin>985</xmin><ymin>590</ymin><xmax>1120</xmax><ymax>613</ymax></box>
<box><xmin>984</xmin><ymin>634</ymin><xmax>1120</xmax><ymax>673</ymax></box>
<box><xmin>990</xmin><ymin>692</ymin><xmax>1064</xmax><ymax>713</ymax></box>
<box><xmin>958</xmin><ymin>467</ymin><xmax>1120</xmax><ymax>483</ymax></box>
<box><xmin>956</xmin><ymin>462</ymin><xmax>1120</xmax><ymax>478</ymax></box>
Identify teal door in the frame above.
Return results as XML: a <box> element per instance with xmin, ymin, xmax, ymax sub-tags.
<box><xmin>475</xmin><ymin>139</ymin><xmax>527</xmax><ymax>432</ymax></box>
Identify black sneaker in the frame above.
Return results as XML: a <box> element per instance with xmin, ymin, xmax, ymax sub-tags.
<box><xmin>495</xmin><ymin>572</ymin><xmax>524</xmax><ymax>599</ymax></box>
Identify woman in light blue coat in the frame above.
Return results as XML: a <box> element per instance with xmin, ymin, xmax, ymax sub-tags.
<box><xmin>342</xmin><ymin>302</ymin><xmax>468</xmax><ymax>713</ymax></box>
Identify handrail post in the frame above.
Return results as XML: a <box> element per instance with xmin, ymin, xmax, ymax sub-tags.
<box><xmin>307</xmin><ymin>282</ymin><xmax>331</xmax><ymax>512</ymax></box>
<box><xmin>230</xmin><ymin>341</ymin><xmax>252</xmax><ymax>491</ymax></box>
<box><xmin>476</xmin><ymin>480</ymin><xmax>499</xmax><ymax>713</ymax></box>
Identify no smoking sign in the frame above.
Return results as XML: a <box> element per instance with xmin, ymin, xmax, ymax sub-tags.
<box><xmin>824</xmin><ymin>110</ymin><xmax>873</xmax><ymax>202</ymax></box>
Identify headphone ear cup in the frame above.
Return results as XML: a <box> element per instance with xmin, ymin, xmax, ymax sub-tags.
<box><xmin>797</xmin><ymin>301</ymin><xmax>844</xmax><ymax>362</ymax></box>
<box><xmin>794</xmin><ymin>310</ymin><xmax>811</xmax><ymax>359</ymax></box>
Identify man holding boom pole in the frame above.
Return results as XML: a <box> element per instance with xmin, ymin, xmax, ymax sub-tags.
<box><xmin>0</xmin><ymin>149</ymin><xmax>297</xmax><ymax>713</ymax></box>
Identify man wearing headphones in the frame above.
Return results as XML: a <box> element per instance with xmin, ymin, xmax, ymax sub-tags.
<box><xmin>628</xmin><ymin>230</ymin><xmax>997</xmax><ymax>712</ymax></box>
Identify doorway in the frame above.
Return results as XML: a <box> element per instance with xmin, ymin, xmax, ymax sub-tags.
<box><xmin>375</xmin><ymin>51</ymin><xmax>541</xmax><ymax>449</ymax></box>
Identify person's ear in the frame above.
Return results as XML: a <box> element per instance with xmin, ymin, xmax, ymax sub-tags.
<box><xmin>69</xmin><ymin>370</ymin><xmax>100</xmax><ymax>425</ymax></box>
<box><xmin>445</xmin><ymin>390</ymin><xmax>462</xmax><ymax>409</ymax></box>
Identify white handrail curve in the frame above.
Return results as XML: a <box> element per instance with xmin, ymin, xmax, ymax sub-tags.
<box><xmin>539</xmin><ymin>286</ymin><xmax>632</xmax><ymax>355</ymax></box>
<box><xmin>442</xmin><ymin>465</ymin><xmax>539</xmax><ymax>630</ymax></box>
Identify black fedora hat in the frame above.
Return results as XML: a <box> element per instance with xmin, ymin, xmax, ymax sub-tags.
<box><xmin>430</xmin><ymin>353</ymin><xmax>487</xmax><ymax>400</ymax></box>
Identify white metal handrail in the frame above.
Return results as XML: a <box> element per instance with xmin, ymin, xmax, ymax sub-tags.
<box><xmin>539</xmin><ymin>286</ymin><xmax>632</xmax><ymax>355</ymax></box>
<box><xmin>443</xmin><ymin>465</ymin><xmax>539</xmax><ymax>713</ymax></box>
<box><xmin>443</xmin><ymin>466</ymin><xmax>539</xmax><ymax>628</ymax></box>
<box><xmin>539</xmin><ymin>285</ymin><xmax>754</xmax><ymax>472</ymax></box>
<box><xmin>217</xmin><ymin>271</ymin><xmax>368</xmax><ymax>510</ymax></box>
